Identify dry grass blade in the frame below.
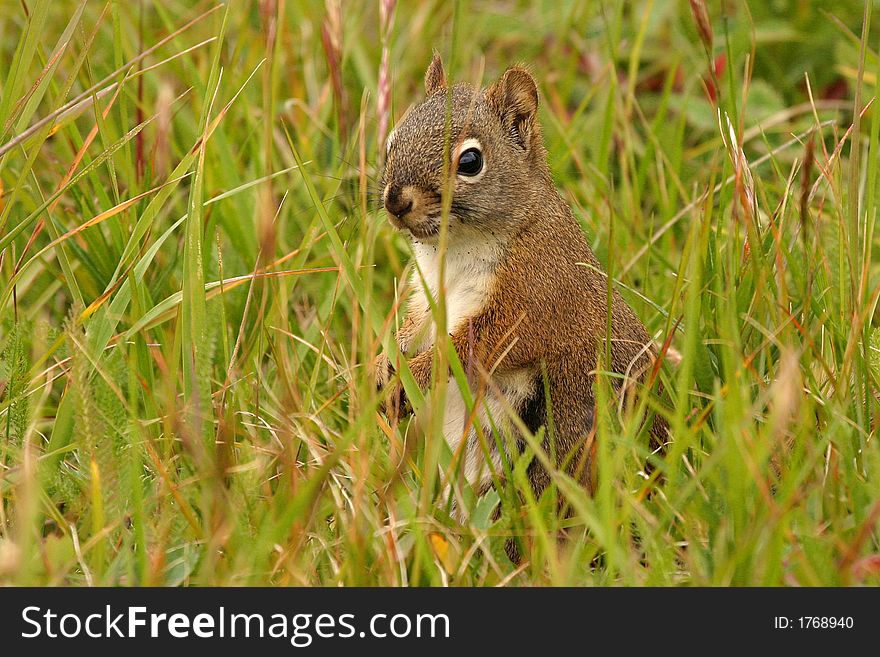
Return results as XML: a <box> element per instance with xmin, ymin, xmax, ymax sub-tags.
<box><xmin>0</xmin><ymin>4</ymin><xmax>221</xmax><ymax>159</ymax></box>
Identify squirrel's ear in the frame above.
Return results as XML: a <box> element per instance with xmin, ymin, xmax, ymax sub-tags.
<box><xmin>487</xmin><ymin>67</ymin><xmax>539</xmax><ymax>151</ymax></box>
<box><xmin>424</xmin><ymin>52</ymin><xmax>447</xmax><ymax>96</ymax></box>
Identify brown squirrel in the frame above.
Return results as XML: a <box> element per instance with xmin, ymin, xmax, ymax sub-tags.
<box><xmin>376</xmin><ymin>54</ymin><xmax>666</xmax><ymax>520</ymax></box>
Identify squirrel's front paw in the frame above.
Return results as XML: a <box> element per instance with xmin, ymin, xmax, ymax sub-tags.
<box><xmin>374</xmin><ymin>353</ymin><xmax>393</xmax><ymax>391</ymax></box>
<box><xmin>374</xmin><ymin>354</ymin><xmax>410</xmax><ymax>418</ymax></box>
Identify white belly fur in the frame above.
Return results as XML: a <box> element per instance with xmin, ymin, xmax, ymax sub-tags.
<box><xmin>440</xmin><ymin>368</ymin><xmax>535</xmax><ymax>491</ymax></box>
<box><xmin>409</xmin><ymin>237</ymin><xmax>534</xmax><ymax>491</ymax></box>
<box><xmin>410</xmin><ymin>238</ymin><xmax>500</xmax><ymax>347</ymax></box>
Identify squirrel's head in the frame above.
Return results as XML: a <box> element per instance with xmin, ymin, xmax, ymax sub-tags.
<box><xmin>381</xmin><ymin>54</ymin><xmax>548</xmax><ymax>243</ymax></box>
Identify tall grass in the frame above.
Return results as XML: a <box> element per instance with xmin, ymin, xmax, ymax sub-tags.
<box><xmin>0</xmin><ymin>0</ymin><xmax>878</xmax><ymax>586</ymax></box>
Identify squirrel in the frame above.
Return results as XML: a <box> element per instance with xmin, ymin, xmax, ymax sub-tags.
<box><xmin>375</xmin><ymin>54</ymin><xmax>667</xmax><ymax>524</ymax></box>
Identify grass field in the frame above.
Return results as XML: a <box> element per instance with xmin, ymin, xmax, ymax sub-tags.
<box><xmin>1</xmin><ymin>0</ymin><xmax>879</xmax><ymax>586</ymax></box>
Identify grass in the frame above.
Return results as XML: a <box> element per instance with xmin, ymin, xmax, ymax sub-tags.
<box><xmin>0</xmin><ymin>0</ymin><xmax>878</xmax><ymax>586</ymax></box>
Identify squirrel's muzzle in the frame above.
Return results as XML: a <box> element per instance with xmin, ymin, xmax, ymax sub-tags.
<box><xmin>384</xmin><ymin>184</ymin><xmax>414</xmax><ymax>219</ymax></box>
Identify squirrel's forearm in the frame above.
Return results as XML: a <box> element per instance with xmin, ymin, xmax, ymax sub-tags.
<box><xmin>404</xmin><ymin>318</ymin><xmax>486</xmax><ymax>390</ymax></box>
<box><xmin>405</xmin><ymin>349</ymin><xmax>434</xmax><ymax>389</ymax></box>
<box><xmin>396</xmin><ymin>310</ymin><xmax>428</xmax><ymax>355</ymax></box>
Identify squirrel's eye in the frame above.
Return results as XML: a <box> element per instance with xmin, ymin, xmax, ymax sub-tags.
<box><xmin>457</xmin><ymin>148</ymin><xmax>483</xmax><ymax>177</ymax></box>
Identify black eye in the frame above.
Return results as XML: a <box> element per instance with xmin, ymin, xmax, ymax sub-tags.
<box><xmin>457</xmin><ymin>147</ymin><xmax>483</xmax><ymax>176</ymax></box>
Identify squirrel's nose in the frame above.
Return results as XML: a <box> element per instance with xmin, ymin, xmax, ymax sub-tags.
<box><xmin>384</xmin><ymin>184</ymin><xmax>413</xmax><ymax>218</ymax></box>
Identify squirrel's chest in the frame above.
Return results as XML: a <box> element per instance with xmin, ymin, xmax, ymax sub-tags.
<box><xmin>409</xmin><ymin>242</ymin><xmax>498</xmax><ymax>349</ymax></box>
